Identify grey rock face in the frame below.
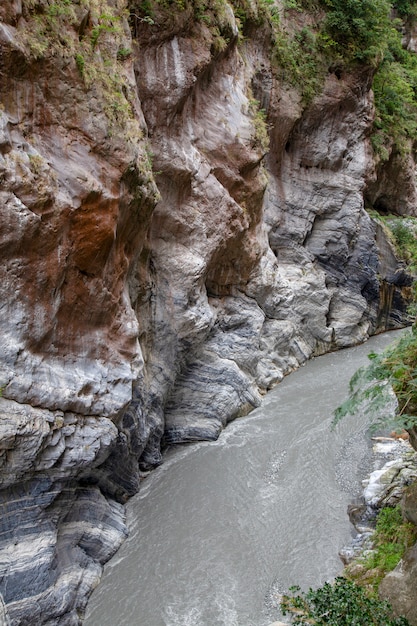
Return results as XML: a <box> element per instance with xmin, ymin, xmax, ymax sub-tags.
<box><xmin>0</xmin><ymin>398</ymin><xmax>126</xmax><ymax>624</ymax></box>
<box><xmin>379</xmin><ymin>538</ymin><xmax>417</xmax><ymax>625</ymax></box>
<box><xmin>0</xmin><ymin>0</ymin><xmax>415</xmax><ymax>623</ymax></box>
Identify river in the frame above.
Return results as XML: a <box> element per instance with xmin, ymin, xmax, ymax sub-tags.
<box><xmin>85</xmin><ymin>330</ymin><xmax>404</xmax><ymax>626</ymax></box>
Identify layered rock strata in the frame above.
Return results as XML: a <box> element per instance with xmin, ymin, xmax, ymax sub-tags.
<box><xmin>0</xmin><ymin>0</ymin><xmax>415</xmax><ymax>622</ymax></box>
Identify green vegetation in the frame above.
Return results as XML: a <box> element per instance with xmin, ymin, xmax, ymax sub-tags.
<box><xmin>368</xmin><ymin>211</ymin><xmax>417</xmax><ymax>273</ymax></box>
<box><xmin>251</xmin><ymin>0</ymin><xmax>417</xmax><ymax>152</ymax></box>
<box><xmin>90</xmin><ymin>13</ymin><xmax>121</xmax><ymax>49</ymax></box>
<box><xmin>75</xmin><ymin>52</ymin><xmax>86</xmax><ymax>77</ymax></box>
<box><xmin>333</xmin><ymin>325</ymin><xmax>417</xmax><ymax>433</ymax></box>
<box><xmin>320</xmin><ymin>0</ymin><xmax>392</xmax><ymax>64</ymax></box>
<box><xmin>284</xmin><ymin>504</ymin><xmax>416</xmax><ymax>624</ymax></box>
<box><xmin>281</xmin><ymin>577</ymin><xmax>410</xmax><ymax>625</ymax></box>
<box><xmin>17</xmin><ymin>0</ymin><xmax>417</xmax><ymax>166</ymax></box>
<box><xmin>21</xmin><ymin>0</ymin><xmax>78</xmax><ymax>58</ymax></box>
<box><xmin>19</xmin><ymin>0</ymin><xmax>140</xmax><ymax>130</ymax></box>
<box><xmin>346</xmin><ymin>505</ymin><xmax>417</xmax><ymax>592</ymax></box>
<box><xmin>132</xmin><ymin>0</ymin><xmax>237</xmax><ymax>51</ymax></box>
<box><xmin>318</xmin><ymin>0</ymin><xmax>417</xmax><ymax>158</ymax></box>
<box><xmin>395</xmin><ymin>0</ymin><xmax>417</xmax><ymax>18</ymax></box>
<box><xmin>390</xmin><ymin>220</ymin><xmax>417</xmax><ymax>278</ymax></box>
<box><xmin>258</xmin><ymin>0</ymin><xmax>396</xmax><ymax>102</ymax></box>
<box><xmin>371</xmin><ymin>21</ymin><xmax>417</xmax><ymax>160</ymax></box>
<box><xmin>273</xmin><ymin>25</ymin><xmax>325</xmax><ymax>104</ymax></box>
<box><xmin>248</xmin><ymin>96</ymin><xmax>270</xmax><ymax>151</ymax></box>
<box><xmin>117</xmin><ymin>45</ymin><xmax>132</xmax><ymax>60</ymax></box>
<box><xmin>28</xmin><ymin>0</ymin><xmax>411</xmax><ymax>157</ymax></box>
<box><xmin>280</xmin><ymin>479</ymin><xmax>417</xmax><ymax>624</ymax></box>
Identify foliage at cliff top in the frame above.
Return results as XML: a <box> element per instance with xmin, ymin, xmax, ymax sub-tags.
<box><xmin>370</xmin><ymin>10</ymin><xmax>417</xmax><ymax>160</ymax></box>
<box><xmin>264</xmin><ymin>0</ymin><xmax>417</xmax><ymax>158</ymax></box>
<box><xmin>18</xmin><ymin>0</ymin><xmax>140</xmax><ymax>130</ymax></box>
<box><xmin>333</xmin><ymin>324</ymin><xmax>417</xmax><ymax>435</ymax></box>
<box><xmin>156</xmin><ymin>0</ymin><xmax>417</xmax><ymax>158</ymax></box>
<box><xmin>274</xmin><ymin>0</ymin><xmax>417</xmax><ymax>157</ymax></box>
<box><xmin>16</xmin><ymin>0</ymin><xmax>417</xmax><ymax>159</ymax></box>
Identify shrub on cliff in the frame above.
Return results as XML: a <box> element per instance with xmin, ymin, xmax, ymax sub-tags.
<box><xmin>371</xmin><ymin>12</ymin><xmax>417</xmax><ymax>159</ymax></box>
<box><xmin>368</xmin><ymin>212</ymin><xmax>417</xmax><ymax>275</ymax></box>
<box><xmin>321</xmin><ymin>0</ymin><xmax>392</xmax><ymax>63</ymax></box>
<box><xmin>267</xmin><ymin>0</ymin><xmax>417</xmax><ymax>156</ymax></box>
<box><xmin>333</xmin><ymin>325</ymin><xmax>417</xmax><ymax>437</ymax></box>
<box><xmin>318</xmin><ymin>0</ymin><xmax>417</xmax><ymax>158</ymax></box>
<box><xmin>281</xmin><ymin>577</ymin><xmax>410</xmax><ymax>625</ymax></box>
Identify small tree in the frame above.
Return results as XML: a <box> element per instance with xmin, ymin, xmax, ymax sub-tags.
<box><xmin>333</xmin><ymin>324</ymin><xmax>417</xmax><ymax>442</ymax></box>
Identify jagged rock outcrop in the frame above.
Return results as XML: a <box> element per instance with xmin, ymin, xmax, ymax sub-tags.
<box><xmin>0</xmin><ymin>0</ymin><xmax>415</xmax><ymax>622</ymax></box>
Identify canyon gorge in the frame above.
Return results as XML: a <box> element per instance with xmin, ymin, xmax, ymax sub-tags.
<box><xmin>1</xmin><ymin>0</ymin><xmax>417</xmax><ymax>622</ymax></box>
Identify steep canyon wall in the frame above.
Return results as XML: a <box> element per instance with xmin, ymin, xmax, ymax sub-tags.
<box><xmin>0</xmin><ymin>0</ymin><xmax>415</xmax><ymax>622</ymax></box>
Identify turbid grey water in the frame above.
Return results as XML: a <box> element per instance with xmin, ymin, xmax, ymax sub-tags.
<box><xmin>85</xmin><ymin>330</ymin><xmax>405</xmax><ymax>626</ymax></box>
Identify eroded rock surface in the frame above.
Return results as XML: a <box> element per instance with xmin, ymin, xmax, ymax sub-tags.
<box><xmin>379</xmin><ymin>543</ymin><xmax>417</xmax><ymax>626</ymax></box>
<box><xmin>0</xmin><ymin>0</ymin><xmax>415</xmax><ymax>622</ymax></box>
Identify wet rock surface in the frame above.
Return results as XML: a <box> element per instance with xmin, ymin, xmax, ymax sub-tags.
<box><xmin>340</xmin><ymin>438</ymin><xmax>417</xmax><ymax>560</ymax></box>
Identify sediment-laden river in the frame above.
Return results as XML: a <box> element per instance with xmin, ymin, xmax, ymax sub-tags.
<box><xmin>85</xmin><ymin>330</ymin><xmax>404</xmax><ymax>626</ymax></box>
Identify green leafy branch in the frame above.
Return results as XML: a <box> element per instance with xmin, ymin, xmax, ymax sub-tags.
<box><xmin>333</xmin><ymin>326</ymin><xmax>417</xmax><ymax>433</ymax></box>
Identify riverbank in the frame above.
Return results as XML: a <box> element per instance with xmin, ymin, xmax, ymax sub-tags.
<box><xmin>341</xmin><ymin>435</ymin><xmax>417</xmax><ymax>625</ymax></box>
<box><xmin>341</xmin><ymin>436</ymin><xmax>417</xmax><ymax>562</ymax></box>
<box><xmin>273</xmin><ymin>436</ymin><xmax>417</xmax><ymax>626</ymax></box>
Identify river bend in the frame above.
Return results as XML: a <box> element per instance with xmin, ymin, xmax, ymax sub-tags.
<box><xmin>85</xmin><ymin>330</ymin><xmax>404</xmax><ymax>626</ymax></box>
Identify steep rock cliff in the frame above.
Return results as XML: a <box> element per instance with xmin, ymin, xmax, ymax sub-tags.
<box><xmin>0</xmin><ymin>0</ymin><xmax>415</xmax><ymax>622</ymax></box>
